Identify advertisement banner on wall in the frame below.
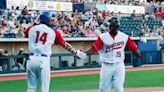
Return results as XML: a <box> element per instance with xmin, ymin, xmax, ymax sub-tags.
<box><xmin>73</xmin><ymin>3</ymin><xmax>84</xmax><ymax>12</ymax></box>
<box><xmin>96</xmin><ymin>4</ymin><xmax>145</xmax><ymax>14</ymax></box>
<box><xmin>96</xmin><ymin>4</ymin><xmax>108</xmax><ymax>12</ymax></box>
<box><xmin>6</xmin><ymin>0</ymin><xmax>29</xmax><ymax>9</ymax></box>
<box><xmin>106</xmin><ymin>5</ymin><xmax>145</xmax><ymax>14</ymax></box>
<box><xmin>0</xmin><ymin>0</ymin><xmax>6</xmax><ymax>9</ymax></box>
<box><xmin>6</xmin><ymin>0</ymin><xmax>73</xmax><ymax>11</ymax></box>
<box><xmin>84</xmin><ymin>3</ymin><xmax>95</xmax><ymax>11</ymax></box>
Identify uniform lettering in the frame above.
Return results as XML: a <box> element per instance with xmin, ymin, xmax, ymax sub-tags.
<box><xmin>105</xmin><ymin>41</ymin><xmax>124</xmax><ymax>53</ymax></box>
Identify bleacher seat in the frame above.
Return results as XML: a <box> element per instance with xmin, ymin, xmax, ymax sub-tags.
<box><xmin>119</xmin><ymin>17</ymin><xmax>162</xmax><ymax>37</ymax></box>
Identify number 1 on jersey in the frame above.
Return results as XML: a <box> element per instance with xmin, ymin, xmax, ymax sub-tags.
<box><xmin>116</xmin><ymin>51</ymin><xmax>121</xmax><ymax>57</ymax></box>
<box><xmin>35</xmin><ymin>31</ymin><xmax>47</xmax><ymax>44</ymax></box>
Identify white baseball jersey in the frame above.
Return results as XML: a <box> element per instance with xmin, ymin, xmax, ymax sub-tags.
<box><xmin>91</xmin><ymin>31</ymin><xmax>138</xmax><ymax>92</ymax></box>
<box><xmin>99</xmin><ymin>31</ymin><xmax>128</xmax><ymax>63</ymax></box>
<box><xmin>26</xmin><ymin>24</ymin><xmax>65</xmax><ymax>92</ymax></box>
<box><xmin>28</xmin><ymin>24</ymin><xmax>56</xmax><ymax>57</ymax></box>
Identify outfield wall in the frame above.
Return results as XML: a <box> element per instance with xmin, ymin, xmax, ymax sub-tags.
<box><xmin>0</xmin><ymin>37</ymin><xmax>159</xmax><ymax>54</ymax></box>
<box><xmin>0</xmin><ymin>37</ymin><xmax>161</xmax><ymax>70</ymax></box>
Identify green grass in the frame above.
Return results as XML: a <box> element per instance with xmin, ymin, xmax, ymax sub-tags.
<box><xmin>0</xmin><ymin>69</ymin><xmax>164</xmax><ymax>92</ymax></box>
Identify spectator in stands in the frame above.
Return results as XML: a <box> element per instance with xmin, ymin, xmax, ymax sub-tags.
<box><xmin>15</xmin><ymin>6</ymin><xmax>21</xmax><ymax>17</ymax></box>
<box><xmin>158</xmin><ymin>26</ymin><xmax>164</xmax><ymax>39</ymax></box>
<box><xmin>13</xmin><ymin>48</ymin><xmax>26</xmax><ymax>70</ymax></box>
<box><xmin>101</xmin><ymin>10</ymin><xmax>108</xmax><ymax>18</ymax></box>
<box><xmin>16</xmin><ymin>27</ymin><xmax>25</xmax><ymax>38</ymax></box>
<box><xmin>94</xmin><ymin>26</ymin><xmax>102</xmax><ymax>37</ymax></box>
<box><xmin>0</xmin><ymin>49</ymin><xmax>10</xmax><ymax>71</ymax></box>
<box><xmin>155</xmin><ymin>9</ymin><xmax>162</xmax><ymax>19</ymax></box>
<box><xmin>57</xmin><ymin>26</ymin><xmax>70</xmax><ymax>37</ymax></box>
<box><xmin>85</xmin><ymin>27</ymin><xmax>96</xmax><ymax>37</ymax></box>
<box><xmin>148</xmin><ymin>1</ymin><xmax>155</xmax><ymax>14</ymax></box>
<box><xmin>137</xmin><ymin>24</ymin><xmax>145</xmax><ymax>36</ymax></box>
<box><xmin>0</xmin><ymin>49</ymin><xmax>5</xmax><ymax>71</ymax></box>
<box><xmin>152</xmin><ymin>26</ymin><xmax>160</xmax><ymax>37</ymax></box>
<box><xmin>1</xmin><ymin>16</ymin><xmax>7</xmax><ymax>24</ymax></box>
<box><xmin>81</xmin><ymin>12</ymin><xmax>89</xmax><ymax>21</ymax></box>
<box><xmin>149</xmin><ymin>12</ymin><xmax>156</xmax><ymax>20</ymax></box>
<box><xmin>8</xmin><ymin>17</ymin><xmax>15</xmax><ymax>28</ymax></box>
<box><xmin>1</xmin><ymin>22</ymin><xmax>11</xmax><ymax>38</ymax></box>
<box><xmin>0</xmin><ymin>1</ymin><xmax>163</xmax><ymax>38</ymax></box>
<box><xmin>131</xmin><ymin>10</ymin><xmax>136</xmax><ymax>19</ymax></box>
<box><xmin>143</xmin><ymin>24</ymin><xmax>151</xmax><ymax>37</ymax></box>
<box><xmin>22</xmin><ymin>6</ymin><xmax>28</xmax><ymax>15</ymax></box>
<box><xmin>90</xmin><ymin>17</ymin><xmax>99</xmax><ymax>28</ymax></box>
<box><xmin>84</xmin><ymin>19</ymin><xmax>90</xmax><ymax>29</ymax></box>
<box><xmin>21</xmin><ymin>19</ymin><xmax>28</xmax><ymax>29</ymax></box>
<box><xmin>158</xmin><ymin>27</ymin><xmax>164</xmax><ymax>49</ymax></box>
<box><xmin>154</xmin><ymin>1</ymin><xmax>161</xmax><ymax>12</ymax></box>
<box><xmin>8</xmin><ymin>6</ymin><xmax>15</xmax><ymax>17</ymax></box>
<box><xmin>157</xmin><ymin>26</ymin><xmax>163</xmax><ymax>33</ymax></box>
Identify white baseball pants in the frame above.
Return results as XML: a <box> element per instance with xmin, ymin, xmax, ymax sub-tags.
<box><xmin>99</xmin><ymin>61</ymin><xmax>125</xmax><ymax>92</ymax></box>
<box><xmin>26</xmin><ymin>56</ymin><xmax>50</xmax><ymax>92</ymax></box>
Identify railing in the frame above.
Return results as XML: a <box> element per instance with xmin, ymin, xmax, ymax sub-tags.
<box><xmin>0</xmin><ymin>50</ymin><xmax>163</xmax><ymax>74</ymax></box>
<box><xmin>161</xmin><ymin>50</ymin><xmax>164</xmax><ymax>63</ymax></box>
<box><xmin>141</xmin><ymin>51</ymin><xmax>162</xmax><ymax>64</ymax></box>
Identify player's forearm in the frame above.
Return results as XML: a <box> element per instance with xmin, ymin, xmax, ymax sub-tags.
<box><xmin>61</xmin><ymin>42</ymin><xmax>77</xmax><ymax>54</ymax></box>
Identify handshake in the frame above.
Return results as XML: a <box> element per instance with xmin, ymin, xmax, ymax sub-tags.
<box><xmin>75</xmin><ymin>50</ymin><xmax>87</xmax><ymax>59</ymax></box>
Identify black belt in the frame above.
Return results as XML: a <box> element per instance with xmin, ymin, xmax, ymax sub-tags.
<box><xmin>30</xmin><ymin>53</ymin><xmax>47</xmax><ymax>57</ymax></box>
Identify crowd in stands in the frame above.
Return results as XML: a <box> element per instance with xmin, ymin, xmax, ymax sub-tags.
<box><xmin>0</xmin><ymin>0</ymin><xmax>163</xmax><ymax>71</ymax></box>
<box><xmin>0</xmin><ymin>49</ymin><xmax>11</xmax><ymax>71</ymax></box>
<box><xmin>0</xmin><ymin>1</ymin><xmax>163</xmax><ymax>40</ymax></box>
<box><xmin>0</xmin><ymin>48</ymin><xmax>27</xmax><ymax>71</ymax></box>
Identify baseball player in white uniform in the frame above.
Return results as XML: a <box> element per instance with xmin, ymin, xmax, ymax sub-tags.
<box><xmin>25</xmin><ymin>11</ymin><xmax>86</xmax><ymax>92</ymax></box>
<box><xmin>85</xmin><ymin>17</ymin><xmax>142</xmax><ymax>92</ymax></box>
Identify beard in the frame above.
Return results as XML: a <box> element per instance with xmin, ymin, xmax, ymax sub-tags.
<box><xmin>109</xmin><ymin>25</ymin><xmax>119</xmax><ymax>33</ymax></box>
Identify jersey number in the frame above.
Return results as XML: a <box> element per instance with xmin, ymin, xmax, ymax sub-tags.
<box><xmin>35</xmin><ymin>31</ymin><xmax>47</xmax><ymax>44</ymax></box>
<box><xmin>116</xmin><ymin>51</ymin><xmax>121</xmax><ymax>57</ymax></box>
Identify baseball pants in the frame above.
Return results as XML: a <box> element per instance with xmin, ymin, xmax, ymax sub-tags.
<box><xmin>26</xmin><ymin>56</ymin><xmax>50</xmax><ymax>92</ymax></box>
<box><xmin>99</xmin><ymin>61</ymin><xmax>125</xmax><ymax>92</ymax></box>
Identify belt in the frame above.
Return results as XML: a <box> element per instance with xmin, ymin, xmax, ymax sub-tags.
<box><xmin>30</xmin><ymin>53</ymin><xmax>47</xmax><ymax>57</ymax></box>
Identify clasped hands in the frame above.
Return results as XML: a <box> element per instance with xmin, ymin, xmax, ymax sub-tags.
<box><xmin>75</xmin><ymin>50</ymin><xmax>87</xmax><ymax>59</ymax></box>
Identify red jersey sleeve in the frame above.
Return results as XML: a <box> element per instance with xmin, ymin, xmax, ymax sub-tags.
<box><xmin>54</xmin><ymin>30</ymin><xmax>65</xmax><ymax>45</ymax></box>
<box><xmin>91</xmin><ymin>37</ymin><xmax>103</xmax><ymax>53</ymax></box>
<box><xmin>25</xmin><ymin>26</ymin><xmax>33</xmax><ymax>38</ymax></box>
<box><xmin>126</xmin><ymin>37</ymin><xmax>138</xmax><ymax>53</ymax></box>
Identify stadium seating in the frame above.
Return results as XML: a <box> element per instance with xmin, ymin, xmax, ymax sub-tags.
<box><xmin>119</xmin><ymin>17</ymin><xmax>163</xmax><ymax>37</ymax></box>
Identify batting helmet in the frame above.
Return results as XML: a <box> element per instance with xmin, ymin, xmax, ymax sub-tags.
<box><xmin>39</xmin><ymin>11</ymin><xmax>51</xmax><ymax>23</ymax></box>
<box><xmin>109</xmin><ymin>17</ymin><xmax>119</xmax><ymax>26</ymax></box>
<box><xmin>109</xmin><ymin>17</ymin><xmax>119</xmax><ymax>31</ymax></box>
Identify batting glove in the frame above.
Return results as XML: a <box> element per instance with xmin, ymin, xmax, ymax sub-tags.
<box><xmin>76</xmin><ymin>50</ymin><xmax>87</xmax><ymax>59</ymax></box>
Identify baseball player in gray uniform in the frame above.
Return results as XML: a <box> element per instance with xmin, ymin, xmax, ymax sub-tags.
<box><xmin>25</xmin><ymin>11</ymin><xmax>86</xmax><ymax>92</ymax></box>
<box><xmin>85</xmin><ymin>17</ymin><xmax>142</xmax><ymax>92</ymax></box>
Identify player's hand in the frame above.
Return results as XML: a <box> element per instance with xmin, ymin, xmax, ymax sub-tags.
<box><xmin>75</xmin><ymin>50</ymin><xmax>87</xmax><ymax>59</ymax></box>
<box><xmin>135</xmin><ymin>51</ymin><xmax>142</xmax><ymax>58</ymax></box>
<box><xmin>137</xmin><ymin>53</ymin><xmax>142</xmax><ymax>58</ymax></box>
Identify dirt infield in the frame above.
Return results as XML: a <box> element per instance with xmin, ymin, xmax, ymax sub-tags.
<box><xmin>1</xmin><ymin>65</ymin><xmax>164</xmax><ymax>81</ymax></box>
<box><xmin>70</xmin><ymin>87</ymin><xmax>164</xmax><ymax>92</ymax></box>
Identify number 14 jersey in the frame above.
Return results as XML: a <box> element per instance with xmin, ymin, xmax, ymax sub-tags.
<box><xmin>26</xmin><ymin>24</ymin><xmax>65</xmax><ymax>57</ymax></box>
